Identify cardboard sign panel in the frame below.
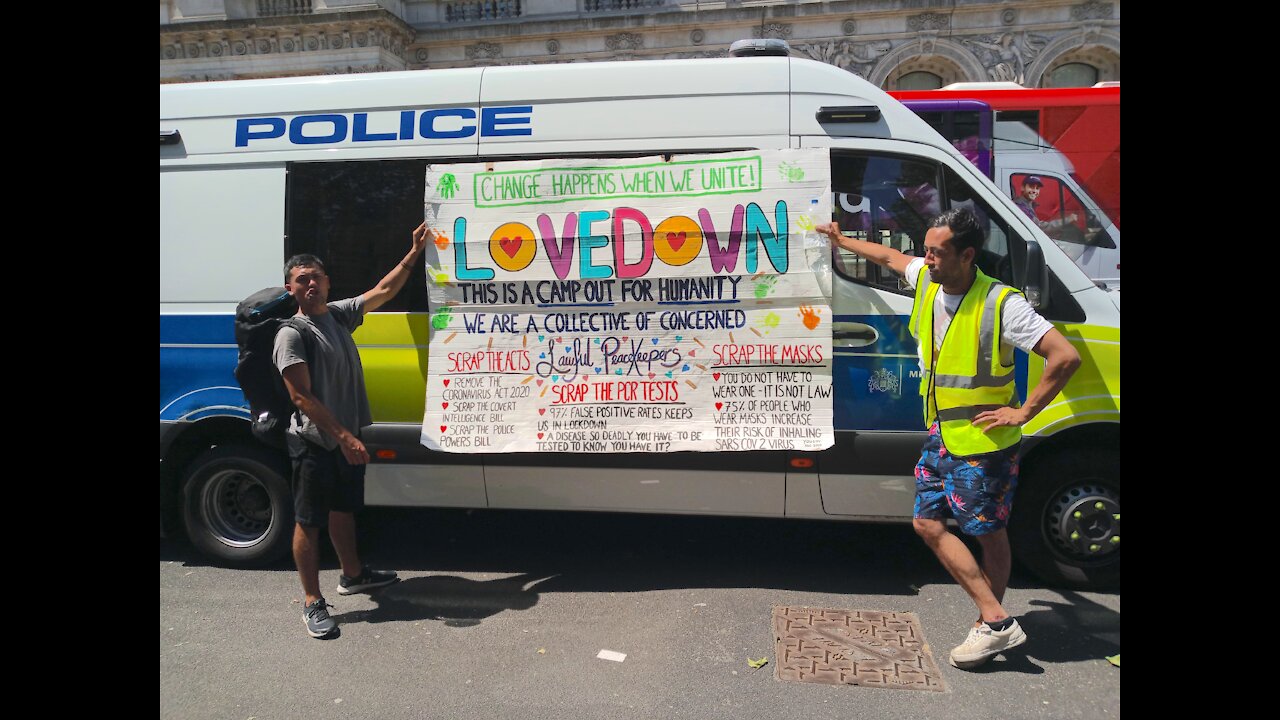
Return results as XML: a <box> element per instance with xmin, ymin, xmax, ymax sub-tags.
<box><xmin>419</xmin><ymin>150</ymin><xmax>833</xmax><ymax>453</ymax></box>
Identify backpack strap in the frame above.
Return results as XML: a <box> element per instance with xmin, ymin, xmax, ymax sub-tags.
<box><xmin>279</xmin><ymin>316</ymin><xmax>316</xmax><ymax>425</ymax></box>
<box><xmin>284</xmin><ymin>316</ymin><xmax>315</xmax><ymax>365</ymax></box>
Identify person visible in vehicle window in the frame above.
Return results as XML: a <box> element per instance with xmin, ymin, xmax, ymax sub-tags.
<box><xmin>1014</xmin><ymin>175</ymin><xmax>1078</xmax><ymax>235</ymax></box>
<box><xmin>1012</xmin><ymin>175</ymin><xmax>1043</xmax><ymax>221</ymax></box>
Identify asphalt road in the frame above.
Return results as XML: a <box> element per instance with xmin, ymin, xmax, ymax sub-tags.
<box><xmin>160</xmin><ymin>507</ymin><xmax>1120</xmax><ymax>720</ymax></box>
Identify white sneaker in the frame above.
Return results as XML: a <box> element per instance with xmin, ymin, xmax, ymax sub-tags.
<box><xmin>949</xmin><ymin>619</ymin><xmax>1027</xmax><ymax>669</ymax></box>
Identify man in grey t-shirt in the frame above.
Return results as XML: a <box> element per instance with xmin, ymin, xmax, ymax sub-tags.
<box><xmin>273</xmin><ymin>221</ymin><xmax>430</xmax><ymax>639</ymax></box>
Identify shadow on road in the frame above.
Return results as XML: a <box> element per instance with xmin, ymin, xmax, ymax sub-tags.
<box><xmin>1018</xmin><ymin>591</ymin><xmax>1121</xmax><ymax>664</ymax></box>
<box><xmin>163</xmin><ymin>506</ymin><xmax>1119</xmax><ymax>661</ymax></box>
<box><xmin>357</xmin><ymin>507</ymin><xmax>958</xmax><ymax>596</ymax></box>
<box><xmin>332</xmin><ymin>572</ymin><xmax>554</xmax><ymax>628</ymax></box>
<box><xmin>161</xmin><ymin>507</ymin><xmax>958</xmax><ymax>595</ymax></box>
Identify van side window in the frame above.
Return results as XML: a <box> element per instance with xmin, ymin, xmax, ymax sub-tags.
<box><xmin>995</xmin><ymin>110</ymin><xmax>1042</xmax><ymax>147</ymax></box>
<box><xmin>286</xmin><ymin>160</ymin><xmax>431</xmax><ymax>312</ymax></box>
<box><xmin>944</xmin><ymin>166</ymin><xmax>1021</xmax><ymax>288</ymax></box>
<box><xmin>829</xmin><ymin>152</ymin><xmax>939</xmax><ymax>295</ymax></box>
<box><xmin>950</xmin><ymin>167</ymin><xmax>1084</xmax><ymax>322</ymax></box>
<box><xmin>1009</xmin><ymin>172</ymin><xmax>1101</xmax><ymax>248</ymax></box>
<box><xmin>828</xmin><ymin>152</ymin><xmax>1020</xmax><ymax>293</ymax></box>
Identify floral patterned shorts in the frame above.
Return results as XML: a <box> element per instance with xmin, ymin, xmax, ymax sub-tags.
<box><xmin>913</xmin><ymin>422</ymin><xmax>1020</xmax><ymax>536</ymax></box>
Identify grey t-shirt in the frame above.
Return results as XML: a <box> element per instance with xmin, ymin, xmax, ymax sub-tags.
<box><xmin>272</xmin><ymin>296</ymin><xmax>372</xmax><ymax>450</ymax></box>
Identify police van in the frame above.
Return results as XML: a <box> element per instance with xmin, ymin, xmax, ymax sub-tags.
<box><xmin>160</xmin><ymin>41</ymin><xmax>1120</xmax><ymax>589</ymax></box>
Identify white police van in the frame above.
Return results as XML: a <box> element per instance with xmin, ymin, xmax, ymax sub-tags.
<box><xmin>160</xmin><ymin>41</ymin><xmax>1120</xmax><ymax>589</ymax></box>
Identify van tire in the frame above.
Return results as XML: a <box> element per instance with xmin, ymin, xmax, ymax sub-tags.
<box><xmin>181</xmin><ymin>445</ymin><xmax>293</xmax><ymax>567</ymax></box>
<box><xmin>1010</xmin><ymin>448</ymin><xmax>1120</xmax><ymax>590</ymax></box>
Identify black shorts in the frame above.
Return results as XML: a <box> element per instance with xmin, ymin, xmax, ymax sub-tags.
<box><xmin>288</xmin><ymin>435</ymin><xmax>366</xmax><ymax>527</ymax></box>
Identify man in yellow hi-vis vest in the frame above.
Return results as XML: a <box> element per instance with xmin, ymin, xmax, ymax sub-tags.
<box><xmin>816</xmin><ymin>208</ymin><xmax>1080</xmax><ymax>670</ymax></box>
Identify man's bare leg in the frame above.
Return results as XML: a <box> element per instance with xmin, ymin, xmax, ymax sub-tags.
<box><xmin>328</xmin><ymin>510</ymin><xmax>362</xmax><ymax>579</ymax></box>
<box><xmin>293</xmin><ymin>523</ymin><xmax>324</xmax><ymax>606</ymax></box>
<box><xmin>913</xmin><ymin>518</ymin><xmax>1009</xmax><ymax>623</ymax></box>
<box><xmin>975</xmin><ymin>528</ymin><xmax>1012</xmax><ymax>607</ymax></box>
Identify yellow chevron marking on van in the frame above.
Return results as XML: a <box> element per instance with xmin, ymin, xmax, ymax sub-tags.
<box><xmin>352</xmin><ymin>313</ymin><xmax>431</xmax><ymax>346</ymax></box>
<box><xmin>354</xmin><ymin>314</ymin><xmax>431</xmax><ymax>422</ymax></box>
<box><xmin>1023</xmin><ymin>323</ymin><xmax>1119</xmax><ymax>436</ymax></box>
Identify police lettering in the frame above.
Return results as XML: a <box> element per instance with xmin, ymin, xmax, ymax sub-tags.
<box><xmin>234</xmin><ymin>106</ymin><xmax>533</xmax><ymax>147</ymax></box>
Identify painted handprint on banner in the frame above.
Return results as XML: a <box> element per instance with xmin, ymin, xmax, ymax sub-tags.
<box><xmin>437</xmin><ymin>173</ymin><xmax>460</xmax><ymax>199</ymax></box>
<box><xmin>798</xmin><ymin>305</ymin><xmax>822</xmax><ymax>330</ymax></box>
<box><xmin>778</xmin><ymin>161</ymin><xmax>805</xmax><ymax>183</ymax></box>
<box><xmin>431</xmin><ymin>306</ymin><xmax>454</xmax><ymax>330</ymax></box>
<box><xmin>753</xmin><ymin>276</ymin><xmax>779</xmax><ymax>299</ymax></box>
<box><xmin>427</xmin><ymin>265</ymin><xmax>451</xmax><ymax>286</ymax></box>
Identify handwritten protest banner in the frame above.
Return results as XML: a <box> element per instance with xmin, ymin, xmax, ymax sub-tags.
<box><xmin>419</xmin><ymin>150</ymin><xmax>833</xmax><ymax>453</ymax></box>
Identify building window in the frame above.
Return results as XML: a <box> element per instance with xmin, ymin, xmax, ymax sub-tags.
<box><xmin>257</xmin><ymin>0</ymin><xmax>313</xmax><ymax>17</ymax></box>
<box><xmin>583</xmin><ymin>0</ymin><xmax>665</xmax><ymax>11</ymax></box>
<box><xmin>894</xmin><ymin>71</ymin><xmax>943</xmax><ymax>91</ymax></box>
<box><xmin>445</xmin><ymin>1</ymin><xmax>523</xmax><ymax>22</ymax></box>
<box><xmin>1046</xmin><ymin>63</ymin><xmax>1099</xmax><ymax>88</ymax></box>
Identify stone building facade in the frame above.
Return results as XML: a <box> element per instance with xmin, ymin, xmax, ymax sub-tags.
<box><xmin>160</xmin><ymin>0</ymin><xmax>1119</xmax><ymax>89</ymax></box>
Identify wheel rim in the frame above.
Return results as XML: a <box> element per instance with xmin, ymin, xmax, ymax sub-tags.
<box><xmin>199</xmin><ymin>468</ymin><xmax>276</xmax><ymax>547</ymax></box>
<box><xmin>1044</xmin><ymin>482</ymin><xmax>1120</xmax><ymax>563</ymax></box>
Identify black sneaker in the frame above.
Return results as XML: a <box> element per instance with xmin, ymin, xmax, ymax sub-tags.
<box><xmin>302</xmin><ymin>597</ymin><xmax>337</xmax><ymax>638</ymax></box>
<box><xmin>337</xmin><ymin>566</ymin><xmax>399</xmax><ymax>595</ymax></box>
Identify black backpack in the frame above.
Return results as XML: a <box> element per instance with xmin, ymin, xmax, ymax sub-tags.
<box><xmin>234</xmin><ymin>288</ymin><xmax>312</xmax><ymax>450</ymax></box>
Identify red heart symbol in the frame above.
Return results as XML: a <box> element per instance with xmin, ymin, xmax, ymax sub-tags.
<box><xmin>688</xmin><ymin>350</ymin><xmax>696</xmax><ymax>357</ymax></box>
<box><xmin>648</xmin><ymin>372</ymin><xmax>655</xmax><ymax>379</ymax></box>
<box><xmin>442</xmin><ymin>402</ymin><xmax>449</xmax><ymax>409</ymax></box>
<box><xmin>497</xmin><ymin>236</ymin><xmax>524</xmax><ymax>259</ymax></box>
<box><xmin>716</xmin><ymin>402</ymin><xmax>723</xmax><ymax>410</ymax></box>
<box><xmin>538</xmin><ymin>408</ymin><xmax>546</xmax><ymax>415</ymax></box>
<box><xmin>713</xmin><ymin>372</ymin><xmax>721</xmax><ymax>381</ymax></box>
<box><xmin>666</xmin><ymin>231</ymin><xmax>687</xmax><ymax>252</ymax></box>
<box><xmin>536</xmin><ymin>379</ymin><xmax>543</xmax><ymax>386</ymax></box>
<box><xmin>443</xmin><ymin>379</ymin><xmax>450</xmax><ymax>387</ymax></box>
<box><xmin>537</xmin><ymin>432</ymin><xmax>544</xmax><ymax>439</ymax></box>
<box><xmin>440</xmin><ymin>425</ymin><xmax>447</xmax><ymax>433</ymax></box>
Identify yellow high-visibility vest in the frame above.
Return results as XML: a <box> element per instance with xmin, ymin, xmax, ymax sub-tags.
<box><xmin>909</xmin><ymin>265</ymin><xmax>1021</xmax><ymax>456</ymax></box>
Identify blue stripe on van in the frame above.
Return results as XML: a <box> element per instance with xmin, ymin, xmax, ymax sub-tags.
<box><xmin>829</xmin><ymin>315</ymin><xmax>1033</xmax><ymax>431</ymax></box>
<box><xmin>1015</xmin><ymin>350</ymin><xmax>1029</xmax><ymax>403</ymax></box>
<box><xmin>830</xmin><ymin>314</ymin><xmax>917</xmax><ymax>356</ymax></box>
<box><xmin>830</xmin><ymin>314</ymin><xmax>920</xmax><ymax>431</ymax></box>
<box><xmin>159</xmin><ymin>314</ymin><xmax>246</xmax><ymax>421</ymax></box>
<box><xmin>160</xmin><ymin>314</ymin><xmax>234</xmax><ymax>345</ymax></box>
<box><xmin>158</xmin><ymin>312</ymin><xmax>1021</xmax><ymax>431</ymax></box>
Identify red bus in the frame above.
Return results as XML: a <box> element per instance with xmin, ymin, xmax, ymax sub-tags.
<box><xmin>891</xmin><ymin>83</ymin><xmax>1120</xmax><ymax>229</ymax></box>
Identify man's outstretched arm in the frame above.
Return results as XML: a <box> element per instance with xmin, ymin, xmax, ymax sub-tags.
<box><xmin>361</xmin><ymin>221</ymin><xmax>432</xmax><ymax>314</ymax></box>
<box><xmin>814</xmin><ymin>222</ymin><xmax>914</xmax><ymax>277</ymax></box>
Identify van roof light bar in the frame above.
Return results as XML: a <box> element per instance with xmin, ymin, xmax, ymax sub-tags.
<box><xmin>816</xmin><ymin>106</ymin><xmax>881</xmax><ymax>123</ymax></box>
<box><xmin>729</xmin><ymin>38</ymin><xmax>790</xmax><ymax>57</ymax></box>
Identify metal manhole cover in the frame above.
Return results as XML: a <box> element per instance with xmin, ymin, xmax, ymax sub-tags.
<box><xmin>772</xmin><ymin>607</ymin><xmax>947</xmax><ymax>692</ymax></box>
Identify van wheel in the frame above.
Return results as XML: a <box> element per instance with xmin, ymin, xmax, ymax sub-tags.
<box><xmin>181</xmin><ymin>445</ymin><xmax>293</xmax><ymax>567</ymax></box>
<box><xmin>1010</xmin><ymin>448</ymin><xmax>1120</xmax><ymax>590</ymax></box>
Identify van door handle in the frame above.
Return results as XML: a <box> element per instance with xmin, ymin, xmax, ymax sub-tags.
<box><xmin>832</xmin><ymin>322</ymin><xmax>878</xmax><ymax>348</ymax></box>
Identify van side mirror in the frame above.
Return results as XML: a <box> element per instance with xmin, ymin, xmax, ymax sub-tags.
<box><xmin>1023</xmin><ymin>241</ymin><xmax>1050</xmax><ymax>309</ymax></box>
